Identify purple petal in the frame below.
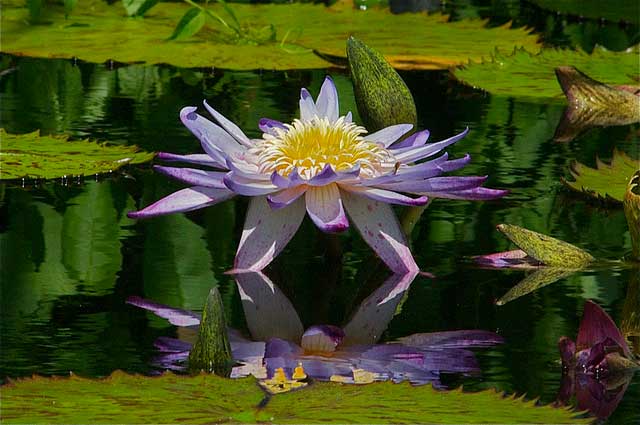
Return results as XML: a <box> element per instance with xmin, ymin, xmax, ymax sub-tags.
<box><xmin>341</xmin><ymin>190</ymin><xmax>418</xmax><ymax>274</ymax></box>
<box><xmin>390</xmin><ymin>129</ymin><xmax>430</xmax><ymax>149</ymax></box>
<box><xmin>180</xmin><ymin>106</ymin><xmax>242</xmax><ymax>159</ymax></box>
<box><xmin>381</xmin><ymin>176</ymin><xmax>488</xmax><ymax>194</ymax></box>
<box><xmin>157</xmin><ymin>152</ymin><xmax>224</xmax><ymax>169</ymax></box>
<box><xmin>342</xmin><ymin>272</ymin><xmax>418</xmax><ymax>346</ymax></box>
<box><xmin>154</xmin><ymin>336</ymin><xmax>193</xmax><ymax>353</ymax></box>
<box><xmin>362</xmin><ymin>153</ymin><xmax>450</xmax><ymax>186</ymax></box>
<box><xmin>575</xmin><ymin>373</ymin><xmax>632</xmax><ymax>419</ymax></box>
<box><xmin>301</xmin><ymin>325</ymin><xmax>345</xmax><ymax>353</ymax></box>
<box><xmin>397</xmin><ymin>330</ymin><xmax>504</xmax><ymax>349</ymax></box>
<box><xmin>305</xmin><ymin>185</ymin><xmax>349</xmax><ymax>233</ymax></box>
<box><xmin>345</xmin><ymin>111</ymin><xmax>353</xmax><ymax>123</ymax></box>
<box><xmin>259</xmin><ymin>118</ymin><xmax>286</xmax><ymax>135</ymax></box>
<box><xmin>127</xmin><ymin>186</ymin><xmax>235</xmax><ymax>219</ymax></box>
<box><xmin>363</xmin><ymin>124</ymin><xmax>413</xmax><ymax>147</ymax></box>
<box><xmin>473</xmin><ymin>249</ymin><xmax>541</xmax><ymax>269</ymax></box>
<box><xmin>308</xmin><ymin>164</ymin><xmax>360</xmax><ymax>186</ymax></box>
<box><xmin>394</xmin><ymin>128</ymin><xmax>469</xmax><ymax>164</ymax></box>
<box><xmin>577</xmin><ymin>301</ymin><xmax>632</xmax><ymax>358</ymax></box>
<box><xmin>203</xmin><ymin>100</ymin><xmax>252</xmax><ymax>147</ymax></box>
<box><xmin>558</xmin><ymin>336</ymin><xmax>576</xmax><ymax>365</ymax></box>
<box><xmin>425</xmin><ymin>187</ymin><xmax>509</xmax><ymax>201</ymax></box>
<box><xmin>234</xmin><ymin>196</ymin><xmax>306</xmax><ymax>271</ymax></box>
<box><xmin>154</xmin><ymin>166</ymin><xmax>227</xmax><ymax>189</ymax></box>
<box><xmin>343</xmin><ymin>186</ymin><xmax>429</xmax><ymax>207</ymax></box>
<box><xmin>315</xmin><ymin>76</ymin><xmax>339</xmax><ymax>122</ymax></box>
<box><xmin>234</xmin><ymin>271</ymin><xmax>304</xmax><ymax>342</ymax></box>
<box><xmin>267</xmin><ymin>186</ymin><xmax>307</xmax><ymax>209</ymax></box>
<box><xmin>299</xmin><ymin>88</ymin><xmax>319</xmax><ymax>121</ymax></box>
<box><xmin>223</xmin><ymin>173</ymin><xmax>279</xmax><ymax>196</ymax></box>
<box><xmin>126</xmin><ymin>296</ymin><xmax>201</xmax><ymax>327</ymax></box>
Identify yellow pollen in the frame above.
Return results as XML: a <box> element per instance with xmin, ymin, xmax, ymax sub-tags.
<box><xmin>250</xmin><ymin>117</ymin><xmax>397</xmax><ymax>180</ymax></box>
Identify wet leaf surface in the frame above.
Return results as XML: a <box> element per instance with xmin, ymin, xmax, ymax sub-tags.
<box><xmin>453</xmin><ymin>45</ymin><xmax>639</xmax><ymax>100</ymax></box>
<box><xmin>1</xmin><ymin>371</ymin><xmax>589</xmax><ymax>424</ymax></box>
<box><xmin>0</xmin><ymin>129</ymin><xmax>154</xmax><ymax>180</ymax></box>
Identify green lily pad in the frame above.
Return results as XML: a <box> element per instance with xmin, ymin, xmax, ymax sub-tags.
<box><xmin>1</xmin><ymin>0</ymin><xmax>540</xmax><ymax>70</ymax></box>
<box><xmin>562</xmin><ymin>149</ymin><xmax>640</xmax><ymax>203</ymax></box>
<box><xmin>623</xmin><ymin>171</ymin><xmax>640</xmax><ymax>260</ymax></box>
<box><xmin>0</xmin><ymin>129</ymin><xmax>154</xmax><ymax>180</ymax></box>
<box><xmin>530</xmin><ymin>0</ymin><xmax>640</xmax><ymax>26</ymax></box>
<box><xmin>453</xmin><ymin>45</ymin><xmax>640</xmax><ymax>100</ymax></box>
<box><xmin>496</xmin><ymin>268</ymin><xmax>577</xmax><ymax>306</ymax></box>
<box><xmin>497</xmin><ymin>224</ymin><xmax>595</xmax><ymax>268</ymax></box>
<box><xmin>1</xmin><ymin>371</ymin><xmax>589</xmax><ymax>424</ymax></box>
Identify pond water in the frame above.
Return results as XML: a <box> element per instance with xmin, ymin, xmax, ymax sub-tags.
<box><xmin>1</xmin><ymin>7</ymin><xmax>639</xmax><ymax>423</ymax></box>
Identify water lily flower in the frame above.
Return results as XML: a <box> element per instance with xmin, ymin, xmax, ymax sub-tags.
<box><xmin>127</xmin><ymin>271</ymin><xmax>503</xmax><ymax>386</ymax></box>
<box><xmin>555</xmin><ymin>300</ymin><xmax>639</xmax><ymax>418</ymax></box>
<box><xmin>128</xmin><ymin>77</ymin><xmax>507</xmax><ymax>273</ymax></box>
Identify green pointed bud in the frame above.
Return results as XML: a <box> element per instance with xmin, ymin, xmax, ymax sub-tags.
<box><xmin>496</xmin><ymin>224</ymin><xmax>594</xmax><ymax>269</ymax></box>
<box><xmin>347</xmin><ymin>36</ymin><xmax>417</xmax><ymax>132</ymax></box>
<box><xmin>188</xmin><ymin>286</ymin><xmax>233</xmax><ymax>377</ymax></box>
<box><xmin>624</xmin><ymin>171</ymin><xmax>640</xmax><ymax>262</ymax></box>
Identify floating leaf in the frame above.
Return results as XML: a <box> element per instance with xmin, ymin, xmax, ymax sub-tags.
<box><xmin>496</xmin><ymin>224</ymin><xmax>595</xmax><ymax>268</ymax></box>
<box><xmin>1</xmin><ymin>0</ymin><xmax>540</xmax><ymax>70</ymax></box>
<box><xmin>453</xmin><ymin>45</ymin><xmax>640</xmax><ymax>101</ymax></box>
<box><xmin>167</xmin><ymin>7</ymin><xmax>206</xmax><ymax>41</ymax></box>
<box><xmin>553</xmin><ymin>66</ymin><xmax>640</xmax><ymax>142</ymax></box>
<box><xmin>624</xmin><ymin>172</ymin><xmax>640</xmax><ymax>260</ymax></box>
<box><xmin>530</xmin><ymin>0</ymin><xmax>639</xmax><ymax>26</ymax></box>
<box><xmin>0</xmin><ymin>129</ymin><xmax>154</xmax><ymax>180</ymax></box>
<box><xmin>1</xmin><ymin>372</ymin><xmax>589</xmax><ymax>424</ymax></box>
<box><xmin>562</xmin><ymin>149</ymin><xmax>640</xmax><ymax>203</ymax></box>
<box><xmin>187</xmin><ymin>286</ymin><xmax>233</xmax><ymax>376</ymax></box>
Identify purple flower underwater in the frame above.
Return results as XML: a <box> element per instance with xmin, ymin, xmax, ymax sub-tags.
<box><xmin>128</xmin><ymin>77</ymin><xmax>507</xmax><ymax>273</ymax></box>
<box><xmin>555</xmin><ymin>300</ymin><xmax>639</xmax><ymax>418</ymax></box>
<box><xmin>127</xmin><ymin>271</ymin><xmax>503</xmax><ymax>386</ymax></box>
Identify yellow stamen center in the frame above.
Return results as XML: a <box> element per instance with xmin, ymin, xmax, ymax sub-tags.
<box><xmin>250</xmin><ymin>117</ymin><xmax>397</xmax><ymax>180</ymax></box>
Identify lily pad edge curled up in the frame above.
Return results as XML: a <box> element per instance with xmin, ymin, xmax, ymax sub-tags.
<box><xmin>128</xmin><ymin>77</ymin><xmax>507</xmax><ymax>273</ymax></box>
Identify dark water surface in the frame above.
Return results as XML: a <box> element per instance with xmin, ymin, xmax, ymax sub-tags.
<box><xmin>1</xmin><ymin>26</ymin><xmax>639</xmax><ymax>423</ymax></box>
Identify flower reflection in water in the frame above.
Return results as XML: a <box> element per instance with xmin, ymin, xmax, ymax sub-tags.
<box><xmin>128</xmin><ymin>272</ymin><xmax>502</xmax><ymax>387</ymax></box>
<box><xmin>556</xmin><ymin>300</ymin><xmax>639</xmax><ymax>419</ymax></box>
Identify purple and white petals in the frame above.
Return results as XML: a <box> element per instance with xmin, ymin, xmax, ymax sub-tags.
<box><xmin>394</xmin><ymin>128</ymin><xmax>469</xmax><ymax>164</ymax></box>
<box><xmin>299</xmin><ymin>88</ymin><xmax>319</xmax><ymax>121</ymax></box>
<box><xmin>235</xmin><ymin>196</ymin><xmax>306</xmax><ymax>271</ymax></box>
<box><xmin>127</xmin><ymin>186</ymin><xmax>235</xmax><ymax>219</ymax></box>
<box><xmin>305</xmin><ymin>184</ymin><xmax>349</xmax><ymax>233</ymax></box>
<box><xmin>156</xmin><ymin>152</ymin><xmax>223</xmax><ymax>168</ymax></box>
<box><xmin>301</xmin><ymin>325</ymin><xmax>345</xmax><ymax>353</ymax></box>
<box><xmin>341</xmin><ymin>190</ymin><xmax>418</xmax><ymax>274</ymax></box>
<box><xmin>473</xmin><ymin>249</ymin><xmax>540</xmax><ymax>269</ymax></box>
<box><xmin>382</xmin><ymin>175</ymin><xmax>488</xmax><ymax>195</ymax></box>
<box><xmin>126</xmin><ymin>296</ymin><xmax>201</xmax><ymax>327</ymax></box>
<box><xmin>203</xmin><ymin>100</ymin><xmax>252</xmax><ymax>147</ymax></box>
<box><xmin>316</xmin><ymin>77</ymin><xmax>339</xmax><ymax>122</ymax></box>
<box><xmin>363</xmin><ymin>124</ymin><xmax>413</xmax><ymax>147</ymax></box>
<box><xmin>391</xmin><ymin>129</ymin><xmax>430</xmax><ymax>149</ymax></box>
<box><xmin>223</xmin><ymin>173</ymin><xmax>279</xmax><ymax>196</ymax></box>
<box><xmin>180</xmin><ymin>106</ymin><xmax>242</xmax><ymax>159</ymax></box>
<box><xmin>259</xmin><ymin>118</ymin><xmax>286</xmax><ymax>135</ymax></box>
<box><xmin>154</xmin><ymin>166</ymin><xmax>227</xmax><ymax>189</ymax></box>
<box><xmin>308</xmin><ymin>164</ymin><xmax>360</xmax><ymax>187</ymax></box>
<box><xmin>343</xmin><ymin>185</ymin><xmax>429</xmax><ymax>207</ymax></box>
<box><xmin>267</xmin><ymin>185</ymin><xmax>308</xmax><ymax>209</ymax></box>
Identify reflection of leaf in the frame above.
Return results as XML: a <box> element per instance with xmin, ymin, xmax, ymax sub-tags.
<box><xmin>61</xmin><ymin>181</ymin><xmax>132</xmax><ymax>295</ymax></box>
<box><xmin>454</xmin><ymin>45</ymin><xmax>640</xmax><ymax>101</ymax></box>
<box><xmin>1</xmin><ymin>372</ymin><xmax>589</xmax><ymax>424</ymax></box>
<box><xmin>497</xmin><ymin>224</ymin><xmax>594</xmax><ymax>268</ymax></box>
<box><xmin>496</xmin><ymin>268</ymin><xmax>576</xmax><ymax>306</ymax></box>
<box><xmin>530</xmin><ymin>0</ymin><xmax>639</xmax><ymax>26</ymax></box>
<box><xmin>553</xmin><ymin>66</ymin><xmax>640</xmax><ymax>142</ymax></box>
<box><xmin>623</xmin><ymin>172</ymin><xmax>640</xmax><ymax>260</ymax></box>
<box><xmin>562</xmin><ymin>150</ymin><xmax>640</xmax><ymax>203</ymax></box>
<box><xmin>0</xmin><ymin>130</ymin><xmax>154</xmax><ymax>180</ymax></box>
<box><xmin>1</xmin><ymin>0</ymin><xmax>540</xmax><ymax>70</ymax></box>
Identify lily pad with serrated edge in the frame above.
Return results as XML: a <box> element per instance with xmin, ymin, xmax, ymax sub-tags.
<box><xmin>562</xmin><ymin>150</ymin><xmax>640</xmax><ymax>203</ymax></box>
<box><xmin>1</xmin><ymin>0</ymin><xmax>540</xmax><ymax>70</ymax></box>
<box><xmin>529</xmin><ymin>0</ymin><xmax>639</xmax><ymax>25</ymax></box>
<box><xmin>453</xmin><ymin>45</ymin><xmax>640</xmax><ymax>101</ymax></box>
<box><xmin>0</xmin><ymin>129</ymin><xmax>154</xmax><ymax>180</ymax></box>
<box><xmin>1</xmin><ymin>371</ymin><xmax>589</xmax><ymax>424</ymax></box>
